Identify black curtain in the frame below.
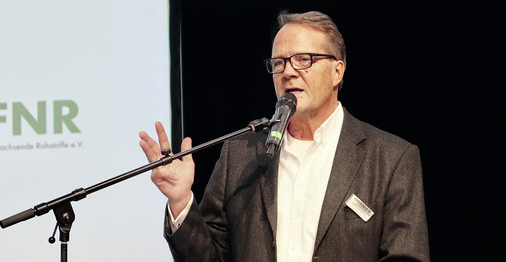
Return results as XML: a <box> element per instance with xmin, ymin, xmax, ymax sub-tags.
<box><xmin>176</xmin><ymin>1</ymin><xmax>505</xmax><ymax>260</ymax></box>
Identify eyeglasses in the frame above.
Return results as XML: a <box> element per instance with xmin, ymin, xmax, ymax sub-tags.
<box><xmin>264</xmin><ymin>53</ymin><xmax>337</xmax><ymax>74</ymax></box>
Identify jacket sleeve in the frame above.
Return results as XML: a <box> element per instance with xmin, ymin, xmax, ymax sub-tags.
<box><xmin>379</xmin><ymin>144</ymin><xmax>430</xmax><ymax>261</ymax></box>
<box><xmin>165</xmin><ymin>140</ymin><xmax>232</xmax><ymax>262</ymax></box>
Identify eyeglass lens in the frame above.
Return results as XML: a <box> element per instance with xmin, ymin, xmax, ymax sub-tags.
<box><xmin>268</xmin><ymin>54</ymin><xmax>312</xmax><ymax>73</ymax></box>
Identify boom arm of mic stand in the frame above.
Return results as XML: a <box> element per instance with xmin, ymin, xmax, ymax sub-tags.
<box><xmin>0</xmin><ymin>117</ymin><xmax>270</xmax><ymax>229</ymax></box>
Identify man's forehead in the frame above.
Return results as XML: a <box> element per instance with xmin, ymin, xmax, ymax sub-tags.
<box><xmin>272</xmin><ymin>24</ymin><xmax>328</xmax><ymax>56</ymax></box>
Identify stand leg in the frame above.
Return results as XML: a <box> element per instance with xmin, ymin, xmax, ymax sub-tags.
<box><xmin>61</xmin><ymin>242</ymin><xmax>68</xmax><ymax>262</ymax></box>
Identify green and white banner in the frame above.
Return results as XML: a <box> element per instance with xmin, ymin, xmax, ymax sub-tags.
<box><xmin>0</xmin><ymin>1</ymin><xmax>172</xmax><ymax>261</ymax></box>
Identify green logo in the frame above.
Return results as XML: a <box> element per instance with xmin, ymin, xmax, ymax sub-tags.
<box><xmin>0</xmin><ymin>100</ymin><xmax>81</xmax><ymax>135</ymax></box>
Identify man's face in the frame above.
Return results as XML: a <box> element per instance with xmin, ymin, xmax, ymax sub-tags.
<box><xmin>272</xmin><ymin>23</ymin><xmax>344</xmax><ymax>120</ymax></box>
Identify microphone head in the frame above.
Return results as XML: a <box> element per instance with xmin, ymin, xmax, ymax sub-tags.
<box><xmin>266</xmin><ymin>92</ymin><xmax>297</xmax><ymax>158</ymax></box>
<box><xmin>276</xmin><ymin>92</ymin><xmax>297</xmax><ymax>113</ymax></box>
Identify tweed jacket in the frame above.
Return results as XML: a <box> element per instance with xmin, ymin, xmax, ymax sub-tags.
<box><xmin>165</xmin><ymin>108</ymin><xmax>430</xmax><ymax>262</ymax></box>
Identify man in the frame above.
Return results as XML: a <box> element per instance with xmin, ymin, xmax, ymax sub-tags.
<box><xmin>140</xmin><ymin>11</ymin><xmax>430</xmax><ymax>261</ymax></box>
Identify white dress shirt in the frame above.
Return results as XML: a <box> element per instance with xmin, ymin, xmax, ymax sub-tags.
<box><xmin>276</xmin><ymin>103</ymin><xmax>343</xmax><ymax>262</ymax></box>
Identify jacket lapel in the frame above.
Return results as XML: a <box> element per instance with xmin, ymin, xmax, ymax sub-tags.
<box><xmin>314</xmin><ymin>108</ymin><xmax>366</xmax><ymax>251</ymax></box>
<box><xmin>258</xmin><ymin>135</ymin><xmax>280</xmax><ymax>241</ymax></box>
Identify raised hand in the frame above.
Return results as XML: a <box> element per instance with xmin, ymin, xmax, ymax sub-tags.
<box><xmin>139</xmin><ymin>122</ymin><xmax>194</xmax><ymax>217</ymax></box>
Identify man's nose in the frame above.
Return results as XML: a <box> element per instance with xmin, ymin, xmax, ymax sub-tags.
<box><xmin>282</xmin><ymin>60</ymin><xmax>298</xmax><ymax>76</ymax></box>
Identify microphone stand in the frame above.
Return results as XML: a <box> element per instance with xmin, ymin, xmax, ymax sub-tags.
<box><xmin>0</xmin><ymin>117</ymin><xmax>270</xmax><ymax>262</ymax></box>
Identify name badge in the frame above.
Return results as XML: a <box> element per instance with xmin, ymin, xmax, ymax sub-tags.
<box><xmin>345</xmin><ymin>194</ymin><xmax>374</xmax><ymax>222</ymax></box>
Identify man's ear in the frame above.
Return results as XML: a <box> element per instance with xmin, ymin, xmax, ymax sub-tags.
<box><xmin>333</xmin><ymin>60</ymin><xmax>346</xmax><ymax>90</ymax></box>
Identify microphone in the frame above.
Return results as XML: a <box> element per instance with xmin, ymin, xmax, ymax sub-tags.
<box><xmin>266</xmin><ymin>92</ymin><xmax>297</xmax><ymax>158</ymax></box>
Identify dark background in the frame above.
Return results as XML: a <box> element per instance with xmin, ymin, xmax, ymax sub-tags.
<box><xmin>173</xmin><ymin>1</ymin><xmax>505</xmax><ymax>261</ymax></box>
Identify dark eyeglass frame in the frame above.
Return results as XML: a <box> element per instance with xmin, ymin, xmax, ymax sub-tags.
<box><xmin>264</xmin><ymin>53</ymin><xmax>337</xmax><ymax>74</ymax></box>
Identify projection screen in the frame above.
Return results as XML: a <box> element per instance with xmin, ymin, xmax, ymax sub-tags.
<box><xmin>0</xmin><ymin>1</ymin><xmax>174</xmax><ymax>261</ymax></box>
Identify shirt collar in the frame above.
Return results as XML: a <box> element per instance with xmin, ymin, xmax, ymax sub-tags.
<box><xmin>313</xmin><ymin>102</ymin><xmax>343</xmax><ymax>147</ymax></box>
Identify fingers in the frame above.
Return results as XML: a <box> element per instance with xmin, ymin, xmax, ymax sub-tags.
<box><xmin>155</xmin><ymin>121</ymin><xmax>171</xmax><ymax>152</ymax></box>
<box><xmin>139</xmin><ymin>122</ymin><xmax>173</xmax><ymax>163</ymax></box>
<box><xmin>139</xmin><ymin>122</ymin><xmax>193</xmax><ymax>166</ymax></box>
<box><xmin>139</xmin><ymin>131</ymin><xmax>160</xmax><ymax>163</ymax></box>
<box><xmin>151</xmin><ymin>164</ymin><xmax>180</xmax><ymax>182</ymax></box>
<box><xmin>180</xmin><ymin>137</ymin><xmax>193</xmax><ymax>162</ymax></box>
